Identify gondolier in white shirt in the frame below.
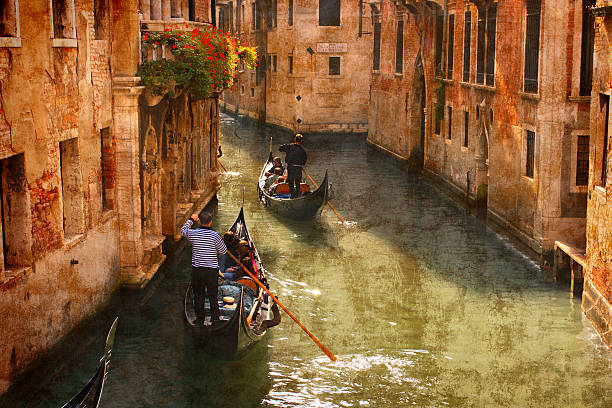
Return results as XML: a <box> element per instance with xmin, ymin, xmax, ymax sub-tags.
<box><xmin>181</xmin><ymin>212</ymin><xmax>227</xmax><ymax>325</ymax></box>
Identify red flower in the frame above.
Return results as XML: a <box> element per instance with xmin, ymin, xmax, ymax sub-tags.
<box><xmin>172</xmin><ymin>44</ymin><xmax>177</xmax><ymax>49</ymax></box>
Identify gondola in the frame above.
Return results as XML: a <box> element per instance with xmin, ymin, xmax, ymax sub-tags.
<box><xmin>184</xmin><ymin>208</ymin><xmax>280</xmax><ymax>359</ymax></box>
<box><xmin>61</xmin><ymin>317</ymin><xmax>118</xmax><ymax>408</ymax></box>
<box><xmin>257</xmin><ymin>152</ymin><xmax>329</xmax><ymax>220</ymax></box>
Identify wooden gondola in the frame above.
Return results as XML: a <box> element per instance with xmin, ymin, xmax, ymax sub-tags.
<box><xmin>61</xmin><ymin>317</ymin><xmax>118</xmax><ymax>408</ymax></box>
<box><xmin>257</xmin><ymin>152</ymin><xmax>329</xmax><ymax>220</ymax></box>
<box><xmin>184</xmin><ymin>208</ymin><xmax>280</xmax><ymax>359</ymax></box>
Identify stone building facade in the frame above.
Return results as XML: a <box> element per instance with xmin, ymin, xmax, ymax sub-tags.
<box><xmin>216</xmin><ymin>0</ymin><xmax>268</xmax><ymax>122</ymax></box>
<box><xmin>0</xmin><ymin>0</ymin><xmax>220</xmax><ymax>393</ymax></box>
<box><xmin>584</xmin><ymin>1</ymin><xmax>612</xmax><ymax>347</ymax></box>
<box><xmin>221</xmin><ymin>0</ymin><xmax>371</xmax><ymax>133</ymax></box>
<box><xmin>368</xmin><ymin>0</ymin><xmax>592</xmax><ymax>257</ymax></box>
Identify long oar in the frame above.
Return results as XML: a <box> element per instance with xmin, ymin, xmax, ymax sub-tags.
<box><xmin>217</xmin><ymin>159</ymin><xmax>228</xmax><ymax>172</ymax></box>
<box><xmin>303</xmin><ymin>169</ymin><xmax>345</xmax><ymax>224</ymax></box>
<box><xmin>226</xmin><ymin>251</ymin><xmax>337</xmax><ymax>362</ymax></box>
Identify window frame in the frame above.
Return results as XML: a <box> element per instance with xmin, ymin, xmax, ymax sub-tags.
<box><xmin>0</xmin><ymin>0</ymin><xmax>21</xmax><ymax>47</ymax></box>
<box><xmin>318</xmin><ymin>0</ymin><xmax>340</xmax><ymax>27</ymax></box>
<box><xmin>523</xmin><ymin>0</ymin><xmax>541</xmax><ymax>94</ymax></box>
<box><xmin>328</xmin><ymin>56</ymin><xmax>340</xmax><ymax>76</ymax></box>
<box><xmin>447</xmin><ymin>13</ymin><xmax>455</xmax><ymax>79</ymax></box>
<box><xmin>571</xmin><ymin>131</ymin><xmax>590</xmax><ymax>192</ymax></box>
<box><xmin>523</xmin><ymin>128</ymin><xmax>536</xmax><ymax>180</ymax></box>
<box><xmin>49</xmin><ymin>0</ymin><xmax>77</xmax><ymax>47</ymax></box>
<box><xmin>462</xmin><ymin>10</ymin><xmax>471</xmax><ymax>83</ymax></box>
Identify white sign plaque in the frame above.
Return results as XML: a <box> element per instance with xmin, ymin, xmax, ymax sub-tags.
<box><xmin>316</xmin><ymin>43</ymin><xmax>348</xmax><ymax>53</ymax></box>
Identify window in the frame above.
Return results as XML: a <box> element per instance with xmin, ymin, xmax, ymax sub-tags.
<box><xmin>601</xmin><ymin>94</ymin><xmax>610</xmax><ymax>186</ymax></box>
<box><xmin>272</xmin><ymin>55</ymin><xmax>277</xmax><ymax>72</ymax></box>
<box><xmin>447</xmin><ymin>14</ymin><xmax>455</xmax><ymax>79</ymax></box>
<box><xmin>288</xmin><ymin>0</ymin><xmax>293</xmax><ymax>26</ymax></box>
<box><xmin>463</xmin><ymin>11</ymin><xmax>471</xmax><ymax>82</ymax></box>
<box><xmin>576</xmin><ymin>135</ymin><xmax>590</xmax><ymax>186</ymax></box>
<box><xmin>396</xmin><ymin>20</ymin><xmax>404</xmax><ymax>74</ymax></box>
<box><xmin>524</xmin><ymin>1</ymin><xmax>541</xmax><ymax>93</ymax></box>
<box><xmin>51</xmin><ymin>0</ymin><xmax>76</xmax><ymax>40</ymax></box>
<box><xmin>94</xmin><ymin>0</ymin><xmax>107</xmax><ymax>40</ymax></box>
<box><xmin>272</xmin><ymin>0</ymin><xmax>277</xmax><ymax>27</ymax></box>
<box><xmin>476</xmin><ymin>4</ymin><xmax>496</xmax><ymax>85</ymax></box>
<box><xmin>434</xmin><ymin>103</ymin><xmax>442</xmax><ymax>135</ymax></box>
<box><xmin>241</xmin><ymin>4</ymin><xmax>245</xmax><ymax>31</ymax></box>
<box><xmin>464</xmin><ymin>110</ymin><xmax>469</xmax><ymax>147</ymax></box>
<box><xmin>329</xmin><ymin>56</ymin><xmax>340</xmax><ymax>75</ymax></box>
<box><xmin>100</xmin><ymin>127</ymin><xmax>113</xmax><ymax>210</ymax></box>
<box><xmin>189</xmin><ymin>0</ymin><xmax>195</xmax><ymax>21</ymax></box>
<box><xmin>580</xmin><ymin>0</ymin><xmax>595</xmax><ymax>96</ymax></box>
<box><xmin>171</xmin><ymin>0</ymin><xmax>182</xmax><ymax>18</ymax></box>
<box><xmin>236</xmin><ymin>1</ymin><xmax>241</xmax><ymax>32</ymax></box>
<box><xmin>448</xmin><ymin>107</ymin><xmax>453</xmax><ymax>139</ymax></box>
<box><xmin>289</xmin><ymin>55</ymin><xmax>293</xmax><ymax>74</ymax></box>
<box><xmin>252</xmin><ymin>2</ymin><xmax>256</xmax><ymax>30</ymax></box>
<box><xmin>250</xmin><ymin>87</ymin><xmax>254</xmax><ymax>97</ymax></box>
<box><xmin>60</xmin><ymin>138</ymin><xmax>84</xmax><ymax>237</ymax></box>
<box><xmin>0</xmin><ymin>154</ymin><xmax>31</xmax><ymax>271</ymax></box>
<box><xmin>0</xmin><ymin>0</ymin><xmax>20</xmax><ymax>41</ymax></box>
<box><xmin>435</xmin><ymin>10</ymin><xmax>444</xmax><ymax>75</ymax></box>
<box><xmin>525</xmin><ymin>130</ymin><xmax>535</xmax><ymax>178</ymax></box>
<box><xmin>267</xmin><ymin>54</ymin><xmax>271</xmax><ymax>71</ymax></box>
<box><xmin>373</xmin><ymin>21</ymin><xmax>381</xmax><ymax>70</ymax></box>
<box><xmin>319</xmin><ymin>0</ymin><xmax>340</xmax><ymax>26</ymax></box>
<box><xmin>485</xmin><ymin>4</ymin><xmax>496</xmax><ymax>86</ymax></box>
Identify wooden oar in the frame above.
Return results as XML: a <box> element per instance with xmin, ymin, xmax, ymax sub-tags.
<box><xmin>303</xmin><ymin>169</ymin><xmax>345</xmax><ymax>224</ymax></box>
<box><xmin>226</xmin><ymin>251</ymin><xmax>337</xmax><ymax>362</ymax></box>
<box><xmin>217</xmin><ymin>159</ymin><xmax>228</xmax><ymax>172</ymax></box>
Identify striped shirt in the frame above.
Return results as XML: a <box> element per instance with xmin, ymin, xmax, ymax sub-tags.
<box><xmin>181</xmin><ymin>220</ymin><xmax>227</xmax><ymax>268</ymax></box>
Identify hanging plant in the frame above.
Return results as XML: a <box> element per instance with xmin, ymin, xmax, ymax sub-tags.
<box><xmin>138</xmin><ymin>26</ymin><xmax>258</xmax><ymax>98</ymax></box>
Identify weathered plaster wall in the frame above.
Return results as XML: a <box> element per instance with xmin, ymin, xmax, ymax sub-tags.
<box><xmin>584</xmin><ymin>0</ymin><xmax>612</xmax><ymax>348</ymax></box>
<box><xmin>0</xmin><ymin>0</ymin><xmax>120</xmax><ymax>393</ymax></box>
<box><xmin>223</xmin><ymin>0</ymin><xmax>370</xmax><ymax>133</ymax></box>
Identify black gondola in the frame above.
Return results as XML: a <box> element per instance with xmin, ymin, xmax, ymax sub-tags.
<box><xmin>61</xmin><ymin>317</ymin><xmax>118</xmax><ymax>408</ymax></box>
<box><xmin>257</xmin><ymin>152</ymin><xmax>329</xmax><ymax>220</ymax></box>
<box><xmin>184</xmin><ymin>208</ymin><xmax>280</xmax><ymax>359</ymax></box>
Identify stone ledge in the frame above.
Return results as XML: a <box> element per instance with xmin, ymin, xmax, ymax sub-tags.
<box><xmin>0</xmin><ymin>266</ymin><xmax>32</xmax><ymax>292</ymax></box>
<box><xmin>582</xmin><ymin>278</ymin><xmax>612</xmax><ymax>348</ymax></box>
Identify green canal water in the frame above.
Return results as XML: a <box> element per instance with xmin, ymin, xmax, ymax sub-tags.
<box><xmin>2</xmin><ymin>113</ymin><xmax>611</xmax><ymax>407</ymax></box>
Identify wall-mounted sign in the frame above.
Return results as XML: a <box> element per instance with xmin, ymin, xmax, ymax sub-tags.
<box><xmin>316</xmin><ymin>43</ymin><xmax>348</xmax><ymax>53</ymax></box>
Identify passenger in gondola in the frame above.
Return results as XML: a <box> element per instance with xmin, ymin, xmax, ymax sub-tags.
<box><xmin>279</xmin><ymin>134</ymin><xmax>307</xmax><ymax>198</ymax></box>
<box><xmin>236</xmin><ymin>255</ymin><xmax>256</xmax><ymax>281</ymax></box>
<box><xmin>264</xmin><ymin>166</ymin><xmax>284</xmax><ymax>190</ymax></box>
<box><xmin>221</xmin><ymin>231</ymin><xmax>239</xmax><ymax>280</ymax></box>
<box><xmin>236</xmin><ymin>240</ymin><xmax>259</xmax><ymax>280</ymax></box>
<box><xmin>265</xmin><ymin>157</ymin><xmax>284</xmax><ymax>176</ymax></box>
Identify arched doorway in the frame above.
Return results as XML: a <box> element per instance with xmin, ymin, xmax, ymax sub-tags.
<box><xmin>408</xmin><ymin>51</ymin><xmax>426</xmax><ymax>170</ymax></box>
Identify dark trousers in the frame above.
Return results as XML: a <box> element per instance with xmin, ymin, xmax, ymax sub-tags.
<box><xmin>287</xmin><ymin>165</ymin><xmax>302</xmax><ymax>198</ymax></box>
<box><xmin>192</xmin><ymin>266</ymin><xmax>220</xmax><ymax>322</ymax></box>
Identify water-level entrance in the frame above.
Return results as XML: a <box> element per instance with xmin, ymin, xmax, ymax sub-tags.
<box><xmin>2</xmin><ymin>114</ymin><xmax>611</xmax><ymax>407</ymax></box>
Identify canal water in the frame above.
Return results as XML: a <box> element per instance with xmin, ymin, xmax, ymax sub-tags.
<box><xmin>2</xmin><ymin>113</ymin><xmax>611</xmax><ymax>407</ymax></box>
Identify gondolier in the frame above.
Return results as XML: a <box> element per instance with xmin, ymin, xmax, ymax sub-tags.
<box><xmin>279</xmin><ymin>134</ymin><xmax>307</xmax><ymax>198</ymax></box>
<box><xmin>181</xmin><ymin>212</ymin><xmax>227</xmax><ymax>325</ymax></box>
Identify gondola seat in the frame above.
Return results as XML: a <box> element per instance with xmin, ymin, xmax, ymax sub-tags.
<box><xmin>236</xmin><ymin>277</ymin><xmax>258</xmax><ymax>295</ymax></box>
<box><xmin>274</xmin><ymin>183</ymin><xmax>290</xmax><ymax>195</ymax></box>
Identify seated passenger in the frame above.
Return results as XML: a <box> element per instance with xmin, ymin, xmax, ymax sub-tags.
<box><xmin>221</xmin><ymin>231</ymin><xmax>239</xmax><ymax>279</ymax></box>
<box><xmin>264</xmin><ymin>166</ymin><xmax>284</xmax><ymax>189</ymax></box>
<box><xmin>265</xmin><ymin>157</ymin><xmax>284</xmax><ymax>176</ymax></box>
<box><xmin>235</xmin><ymin>241</ymin><xmax>259</xmax><ymax>280</ymax></box>
<box><xmin>236</xmin><ymin>255</ymin><xmax>256</xmax><ymax>280</ymax></box>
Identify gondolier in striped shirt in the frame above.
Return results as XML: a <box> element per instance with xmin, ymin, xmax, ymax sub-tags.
<box><xmin>181</xmin><ymin>212</ymin><xmax>227</xmax><ymax>325</ymax></box>
<box><xmin>279</xmin><ymin>134</ymin><xmax>307</xmax><ymax>198</ymax></box>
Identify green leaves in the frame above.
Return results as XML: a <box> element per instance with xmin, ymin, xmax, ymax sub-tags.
<box><xmin>138</xmin><ymin>27</ymin><xmax>258</xmax><ymax>98</ymax></box>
